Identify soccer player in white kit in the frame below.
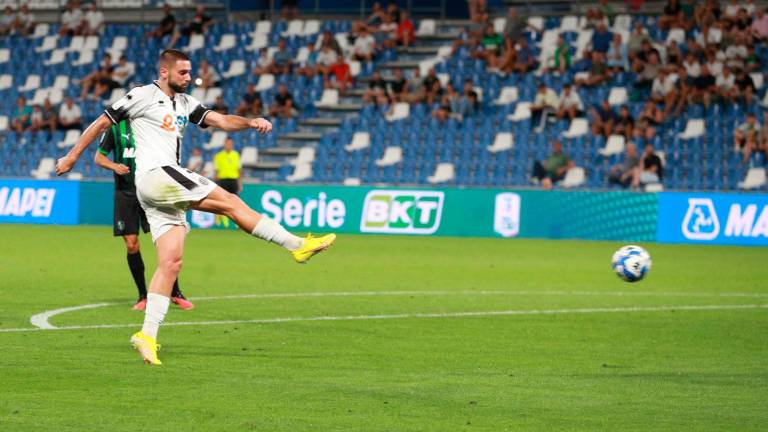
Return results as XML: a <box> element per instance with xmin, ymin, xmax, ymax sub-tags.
<box><xmin>56</xmin><ymin>49</ymin><xmax>336</xmax><ymax>365</ymax></box>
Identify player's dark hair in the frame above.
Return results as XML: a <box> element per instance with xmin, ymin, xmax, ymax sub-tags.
<box><xmin>159</xmin><ymin>49</ymin><xmax>189</xmax><ymax>67</ymax></box>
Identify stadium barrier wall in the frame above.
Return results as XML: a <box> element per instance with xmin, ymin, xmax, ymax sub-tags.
<box><xmin>1</xmin><ymin>179</ymin><xmax>766</xmax><ymax>246</ymax></box>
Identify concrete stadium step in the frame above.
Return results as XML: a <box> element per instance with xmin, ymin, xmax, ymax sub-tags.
<box><xmin>260</xmin><ymin>147</ymin><xmax>302</xmax><ymax>157</ymax></box>
<box><xmin>397</xmin><ymin>46</ymin><xmax>441</xmax><ymax>55</ymax></box>
<box><xmin>277</xmin><ymin>131</ymin><xmax>323</xmax><ymax>141</ymax></box>
<box><xmin>378</xmin><ymin>60</ymin><xmax>422</xmax><ymax>70</ymax></box>
<box><xmin>247</xmin><ymin>162</ymin><xmax>282</xmax><ymax>170</ymax></box>
<box><xmin>298</xmin><ymin>117</ymin><xmax>343</xmax><ymax>127</ymax></box>
<box><xmin>316</xmin><ymin>103</ymin><xmax>363</xmax><ymax>112</ymax></box>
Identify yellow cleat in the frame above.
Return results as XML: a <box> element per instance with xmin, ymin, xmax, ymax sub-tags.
<box><xmin>130</xmin><ymin>331</ymin><xmax>162</xmax><ymax>365</ymax></box>
<box><xmin>291</xmin><ymin>233</ymin><xmax>336</xmax><ymax>264</ymax></box>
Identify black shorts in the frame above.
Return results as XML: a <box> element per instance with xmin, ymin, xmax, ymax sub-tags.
<box><xmin>114</xmin><ymin>190</ymin><xmax>150</xmax><ymax>237</ymax></box>
<box><xmin>218</xmin><ymin>179</ymin><xmax>240</xmax><ymax>194</ymax></box>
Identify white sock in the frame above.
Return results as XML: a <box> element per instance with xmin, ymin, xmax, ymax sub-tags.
<box><xmin>251</xmin><ymin>216</ymin><xmax>303</xmax><ymax>251</ymax></box>
<box><xmin>141</xmin><ymin>293</ymin><xmax>170</xmax><ymax>339</ymax></box>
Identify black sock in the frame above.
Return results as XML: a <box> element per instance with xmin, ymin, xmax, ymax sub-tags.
<box><xmin>127</xmin><ymin>252</ymin><xmax>147</xmax><ymax>299</ymax></box>
<box><xmin>171</xmin><ymin>279</ymin><xmax>183</xmax><ymax>298</ymax></box>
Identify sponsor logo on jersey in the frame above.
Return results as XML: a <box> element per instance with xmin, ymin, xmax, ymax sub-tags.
<box><xmin>360</xmin><ymin>190</ymin><xmax>443</xmax><ymax>235</ymax></box>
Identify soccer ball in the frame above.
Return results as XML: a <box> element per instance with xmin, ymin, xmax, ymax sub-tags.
<box><xmin>612</xmin><ymin>245</ymin><xmax>652</xmax><ymax>283</ymax></box>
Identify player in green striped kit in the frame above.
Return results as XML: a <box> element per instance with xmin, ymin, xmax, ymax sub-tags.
<box><xmin>95</xmin><ymin>119</ymin><xmax>194</xmax><ymax>311</ymax></box>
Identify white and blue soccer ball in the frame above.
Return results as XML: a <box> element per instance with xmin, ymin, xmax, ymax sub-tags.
<box><xmin>612</xmin><ymin>245</ymin><xmax>652</xmax><ymax>283</ymax></box>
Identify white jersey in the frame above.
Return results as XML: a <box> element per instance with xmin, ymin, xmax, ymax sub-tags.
<box><xmin>104</xmin><ymin>81</ymin><xmax>210</xmax><ymax>179</ymax></box>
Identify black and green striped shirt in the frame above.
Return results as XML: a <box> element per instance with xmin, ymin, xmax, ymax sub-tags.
<box><xmin>98</xmin><ymin>119</ymin><xmax>137</xmax><ymax>193</ymax></box>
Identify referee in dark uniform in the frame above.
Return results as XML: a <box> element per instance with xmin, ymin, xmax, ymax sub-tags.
<box><xmin>94</xmin><ymin>118</ymin><xmax>194</xmax><ymax>311</ymax></box>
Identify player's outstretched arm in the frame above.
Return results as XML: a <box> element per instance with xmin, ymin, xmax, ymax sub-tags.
<box><xmin>203</xmin><ymin>110</ymin><xmax>272</xmax><ymax>133</ymax></box>
<box><xmin>56</xmin><ymin>114</ymin><xmax>112</xmax><ymax>175</ymax></box>
<box><xmin>94</xmin><ymin>151</ymin><xmax>130</xmax><ymax>175</ymax></box>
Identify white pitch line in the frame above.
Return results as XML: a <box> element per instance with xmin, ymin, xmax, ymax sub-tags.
<box><xmin>27</xmin><ymin>290</ymin><xmax>768</xmax><ymax>331</ymax></box>
<box><xmin>0</xmin><ymin>303</ymin><xmax>764</xmax><ymax>334</ymax></box>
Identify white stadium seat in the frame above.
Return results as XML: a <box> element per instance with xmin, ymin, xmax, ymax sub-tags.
<box><xmin>598</xmin><ymin>135</ymin><xmax>626</xmax><ymax>156</ymax></box>
<box><xmin>375</xmin><ymin>146</ymin><xmax>403</xmax><ymax>166</ymax></box>
<box><xmin>345</xmin><ymin>132</ymin><xmax>370</xmax><ymax>152</ymax></box>
<box><xmin>738</xmin><ymin>168</ymin><xmax>767</xmax><ymax>190</ymax></box>
<box><xmin>561</xmin><ymin>167</ymin><xmax>586</xmax><ymax>188</ymax></box>
<box><xmin>488</xmin><ymin>132</ymin><xmax>514</xmax><ymax>153</ymax></box>
<box><xmin>427</xmin><ymin>163</ymin><xmax>455</xmax><ymax>184</ymax></box>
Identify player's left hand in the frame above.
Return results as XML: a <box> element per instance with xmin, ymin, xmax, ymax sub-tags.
<box><xmin>250</xmin><ymin>118</ymin><xmax>272</xmax><ymax>134</ymax></box>
<box><xmin>55</xmin><ymin>155</ymin><xmax>76</xmax><ymax>176</ymax></box>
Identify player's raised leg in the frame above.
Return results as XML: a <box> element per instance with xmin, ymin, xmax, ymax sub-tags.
<box><xmin>130</xmin><ymin>225</ymin><xmax>186</xmax><ymax>365</ymax></box>
<box><xmin>192</xmin><ymin>185</ymin><xmax>335</xmax><ymax>263</ymax></box>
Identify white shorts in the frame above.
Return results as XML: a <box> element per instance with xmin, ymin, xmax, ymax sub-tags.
<box><xmin>136</xmin><ymin>165</ymin><xmax>218</xmax><ymax>242</ymax></box>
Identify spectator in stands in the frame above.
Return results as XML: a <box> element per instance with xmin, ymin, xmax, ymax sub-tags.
<box><xmin>690</xmin><ymin>63</ymin><xmax>716</xmax><ymax>108</ymax></box>
<box><xmin>58</xmin><ymin>97</ymin><xmax>82</xmax><ymax>130</ymax></box>
<box><xmin>614</xmin><ymin>105</ymin><xmax>635</xmax><ymax>139</ymax></box>
<box><xmin>606</xmin><ymin>33</ymin><xmax>629</xmax><ymax>72</ymax></box>
<box><xmin>387</xmin><ymin>1</ymin><xmax>402</xmax><ymax>22</ymax></box>
<box><xmin>503</xmin><ymin>7</ymin><xmax>536</xmax><ymax>41</ymax></box>
<box><xmin>635</xmin><ymin>100</ymin><xmax>663</xmax><ymax>140</ymax></box>
<box><xmin>734</xmin><ymin>68</ymin><xmax>756</xmax><ymax>104</ymax></box>
<box><xmin>388</xmin><ymin>68</ymin><xmax>408</xmax><ymax>102</ymax></box>
<box><xmin>742</xmin><ymin>112</ymin><xmax>768</xmax><ymax>164</ymax></box>
<box><xmin>319</xmin><ymin>31</ymin><xmax>343</xmax><ymax>56</ymax></box>
<box><xmin>531</xmin><ymin>83</ymin><xmax>559</xmax><ymax>131</ymax></box>
<box><xmin>13</xmin><ymin>4</ymin><xmax>35</xmax><ymax>37</ymax></box>
<box><xmin>631</xmin><ymin>144</ymin><xmax>663</xmax><ymax>189</ymax></box>
<box><xmin>744</xmin><ymin>45</ymin><xmax>760</xmax><ymax>72</ymax></box>
<box><xmin>211</xmin><ymin>96</ymin><xmax>228</xmax><ymax>114</ymax></box>
<box><xmin>367</xmin><ymin>2</ymin><xmax>387</xmax><ymax>26</ymax></box>
<box><xmin>421</xmin><ymin>68</ymin><xmax>443</xmax><ymax>105</ymax></box>
<box><xmin>590</xmin><ymin>99</ymin><xmax>618</xmax><ymax>137</ymax></box>
<box><xmin>666</xmin><ymin>41</ymin><xmax>682</xmax><ymax>67</ymax></box>
<box><xmin>591</xmin><ymin>22</ymin><xmax>613</xmax><ymax>54</ymax></box>
<box><xmin>532</xmin><ymin>140</ymin><xmax>575</xmax><ymax>190</ymax></box>
<box><xmin>168</xmin><ymin>4</ymin><xmax>213</xmax><ymax>48</ymax></box>
<box><xmin>455</xmin><ymin>90</ymin><xmax>479</xmax><ymax>120</ymax></box>
<box><xmin>628</xmin><ymin>22</ymin><xmax>652</xmax><ymax>59</ymax></box>
<box><xmin>609</xmin><ymin>142</ymin><xmax>640</xmax><ymax>188</ymax></box>
<box><xmin>197</xmin><ymin>59</ymin><xmax>220</xmax><ymax>89</ymax></box>
<box><xmin>467</xmin><ymin>0</ymin><xmax>486</xmax><ymax>23</ymax></box>
<box><xmin>376</xmin><ymin>13</ymin><xmax>398</xmax><ymax>49</ymax></box>
<box><xmin>0</xmin><ymin>6</ymin><xmax>13</xmax><ymax>36</ymax></box>
<box><xmin>147</xmin><ymin>3</ymin><xmax>175</xmax><ymax>39</ymax></box>
<box><xmin>93</xmin><ymin>66</ymin><xmax>121</xmax><ymax>100</ymax></box>
<box><xmin>281</xmin><ymin>0</ymin><xmax>299</xmax><ymax>20</ymax></box>
<box><xmin>725</xmin><ymin>34</ymin><xmax>748</xmax><ymax>69</ymax></box>
<box><xmin>214</xmin><ymin>138</ymin><xmax>241</xmax><ymax>195</ymax></box>
<box><xmin>556</xmin><ymin>83</ymin><xmax>584</xmax><ymax>121</ymax></box>
<box><xmin>432</xmin><ymin>85</ymin><xmax>454</xmax><ymax>122</ymax></box>
<box><xmin>659</xmin><ymin>0</ymin><xmax>683</xmax><ymax>30</ymax></box>
<box><xmin>252</xmin><ymin>48</ymin><xmax>272</xmax><ymax>76</ymax></box>
<box><xmin>353</xmin><ymin>26</ymin><xmax>377</xmax><ymax>63</ymax></box>
<box><xmin>734</xmin><ymin>112</ymin><xmax>760</xmax><ymax>151</ymax></box>
<box><xmin>113</xmin><ymin>55</ymin><xmax>135</xmax><ymax>87</ymax></box>
<box><xmin>716</xmin><ymin>65</ymin><xmax>737</xmax><ymax>102</ymax></box>
<box><xmin>270</xmin><ymin>39</ymin><xmax>293</xmax><ymax>75</ymax></box>
<box><xmin>269</xmin><ymin>83</ymin><xmax>296</xmax><ymax>118</ymax></box>
<box><xmin>364</xmin><ymin>70</ymin><xmax>388</xmax><ymax>105</ymax></box>
<box><xmin>326</xmin><ymin>55</ymin><xmax>352</xmax><ymax>93</ymax></box>
<box><xmin>405</xmin><ymin>67</ymin><xmax>422</xmax><ymax>100</ymax></box>
<box><xmin>751</xmin><ymin>8</ymin><xmax>768</xmax><ymax>41</ymax></box>
<box><xmin>584</xmin><ymin>7</ymin><xmax>609</xmax><ymax>29</ymax></box>
<box><xmin>576</xmin><ymin>52</ymin><xmax>611</xmax><ymax>87</ymax></box>
<box><xmin>670</xmin><ymin>66</ymin><xmax>692</xmax><ymax>116</ymax></box>
<box><xmin>40</xmin><ymin>98</ymin><xmax>58</xmax><ymax>133</ymax></box>
<box><xmin>650</xmin><ymin>67</ymin><xmax>677</xmax><ymax>113</ymax></box>
<box><xmin>84</xmin><ymin>2</ymin><xmax>104</xmax><ymax>35</ymax></box>
<box><xmin>598</xmin><ymin>0</ymin><xmax>616</xmax><ymax>24</ymax></box>
<box><xmin>79</xmin><ymin>53</ymin><xmax>113</xmax><ymax>100</ymax></box>
<box><xmin>316</xmin><ymin>43</ymin><xmax>339</xmax><ymax>79</ymax></box>
<box><xmin>395</xmin><ymin>10</ymin><xmax>415</xmax><ymax>47</ymax></box>
<box><xmin>506</xmin><ymin>37</ymin><xmax>537</xmax><ymax>73</ymax></box>
<box><xmin>29</xmin><ymin>105</ymin><xmax>44</xmax><ymax>132</ymax></box>
<box><xmin>11</xmin><ymin>96</ymin><xmax>32</xmax><ymax>132</ymax></box>
<box><xmin>235</xmin><ymin>84</ymin><xmax>261</xmax><ymax>116</ymax></box>
<box><xmin>633</xmin><ymin>50</ymin><xmax>661</xmax><ymax>90</ymax></box>
<box><xmin>295</xmin><ymin>42</ymin><xmax>318</xmax><ymax>77</ymax></box>
<box><xmin>553</xmin><ymin>35</ymin><xmax>572</xmax><ymax>73</ymax></box>
<box><xmin>475</xmin><ymin>24</ymin><xmax>503</xmax><ymax>70</ymax></box>
<box><xmin>682</xmin><ymin>52</ymin><xmax>700</xmax><ymax>77</ymax></box>
<box><xmin>186</xmin><ymin>148</ymin><xmax>203</xmax><ymax>173</ymax></box>
<box><xmin>59</xmin><ymin>1</ymin><xmax>83</xmax><ymax>36</ymax></box>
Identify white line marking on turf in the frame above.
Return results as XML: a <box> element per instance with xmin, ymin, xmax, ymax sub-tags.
<box><xmin>0</xmin><ymin>303</ymin><xmax>764</xmax><ymax>334</ymax></box>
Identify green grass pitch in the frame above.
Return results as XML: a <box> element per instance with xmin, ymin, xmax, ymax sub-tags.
<box><xmin>0</xmin><ymin>224</ymin><xmax>766</xmax><ymax>431</ymax></box>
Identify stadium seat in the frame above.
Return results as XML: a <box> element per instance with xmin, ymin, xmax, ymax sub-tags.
<box><xmin>343</xmin><ymin>177</ymin><xmax>362</xmax><ymax>186</ymax></box>
<box><xmin>202</xmin><ymin>161</ymin><xmax>215</xmax><ymax>178</ymax></box>
<box><xmin>203</xmin><ymin>87</ymin><xmax>222</xmax><ymax>105</ymax></box>
<box><xmin>738</xmin><ymin>167</ymin><xmax>767</xmax><ymax>189</ymax></box>
<box><xmin>291</xmin><ymin>147</ymin><xmax>316</xmax><ymax>166</ymax></box>
<box><xmin>246</xmin><ymin>33</ymin><xmax>269</xmax><ymax>52</ymax></box>
<box><xmin>427</xmin><ymin>163</ymin><xmax>455</xmax><ymax>184</ymax></box>
<box><xmin>184</xmin><ymin>34</ymin><xmax>205</xmax><ymax>53</ymax></box>
<box><xmin>282</xmin><ymin>20</ymin><xmax>304</xmax><ymax>37</ymax></box>
<box><xmin>18</xmin><ymin>75</ymin><xmax>41</xmax><ymax>92</ymax></box>
<box><xmin>560</xmin><ymin>167</ymin><xmax>586</xmax><ymax>188</ymax></box>
<box><xmin>0</xmin><ymin>115</ymin><xmax>8</xmax><ymax>131</ymax></box>
<box><xmin>0</xmin><ymin>74</ymin><xmax>12</xmax><ymax>91</ymax></box>
<box><xmin>106</xmin><ymin>36</ymin><xmax>127</xmax><ymax>59</ymax></box>
<box><xmin>598</xmin><ymin>134</ymin><xmax>625</xmax><ymax>156</ymax></box>
<box><xmin>375</xmin><ymin>146</ymin><xmax>403</xmax><ymax>166</ymax></box>
<box><xmin>214</xmin><ymin>34</ymin><xmax>237</xmax><ymax>52</ymax></box>
<box><xmin>562</xmin><ymin>118</ymin><xmax>589</xmax><ymax>138</ymax></box>
<box><xmin>254</xmin><ymin>20</ymin><xmax>271</xmax><ymax>35</ymax></box>
<box><xmin>222</xmin><ymin>60</ymin><xmax>246</xmax><ymax>79</ymax></box>
<box><xmin>255</xmin><ymin>73</ymin><xmax>275</xmax><ymax>91</ymax></box>
<box><xmin>56</xmin><ymin>130</ymin><xmax>81</xmax><ymax>149</ymax></box>
<box><xmin>385</xmin><ymin>103</ymin><xmax>410</xmax><ymax>122</ymax></box>
<box><xmin>287</xmin><ymin>163</ymin><xmax>313</xmax><ymax>182</ymax></box>
<box><xmin>750</xmin><ymin>72</ymin><xmax>764</xmax><ymax>90</ymax></box>
<box><xmin>35</xmin><ymin>35</ymin><xmax>58</xmax><ymax>53</ymax></box>
<box><xmin>559</xmin><ymin>15</ymin><xmax>580</xmax><ymax>32</ymax></box>
<box><xmin>72</xmin><ymin>50</ymin><xmax>95</xmax><ymax>66</ymax></box>
<box><xmin>345</xmin><ymin>132</ymin><xmax>370</xmax><ymax>151</ymax></box>
<box><xmin>494</xmin><ymin>87</ymin><xmax>519</xmax><ymax>105</ymax></box>
<box><xmin>493</xmin><ymin>17</ymin><xmax>506</xmax><ymax>34</ymax></box>
<box><xmin>241</xmin><ymin>147</ymin><xmax>258</xmax><ymax>166</ymax></box>
<box><xmin>488</xmin><ymin>132</ymin><xmax>514</xmax><ymax>153</ymax></box>
<box><xmin>315</xmin><ymin>89</ymin><xmax>339</xmax><ymax>107</ymax></box>
<box><xmin>612</xmin><ymin>15</ymin><xmax>632</xmax><ymax>32</ymax></box>
<box><xmin>0</xmin><ymin>48</ymin><xmax>8</xmax><ymax>64</ymax></box>
<box><xmin>528</xmin><ymin>16</ymin><xmax>544</xmax><ymax>31</ymax></box>
<box><xmin>678</xmin><ymin>119</ymin><xmax>705</xmax><ymax>139</ymax></box>
<box><xmin>31</xmin><ymin>23</ymin><xmax>49</xmax><ymax>39</ymax></box>
<box><xmin>83</xmin><ymin>36</ymin><xmax>99</xmax><ymax>51</ymax></box>
<box><xmin>44</xmin><ymin>49</ymin><xmax>67</xmax><ymax>66</ymax></box>
<box><xmin>29</xmin><ymin>157</ymin><xmax>55</xmax><ymax>179</ymax></box>
<box><xmin>416</xmin><ymin>19</ymin><xmax>436</xmax><ymax>36</ymax></box>
<box><xmin>104</xmin><ymin>88</ymin><xmax>126</xmax><ymax>106</ymax></box>
<box><xmin>204</xmin><ymin>131</ymin><xmax>228</xmax><ymax>150</ymax></box>
<box><xmin>303</xmin><ymin>20</ymin><xmax>321</xmax><ymax>36</ymax></box>
<box><xmin>666</xmin><ymin>29</ymin><xmax>686</xmax><ymax>46</ymax></box>
<box><xmin>67</xmin><ymin>172</ymin><xmax>83</xmax><ymax>181</ymax></box>
<box><xmin>608</xmin><ymin>87</ymin><xmax>628</xmax><ymax>106</ymax></box>
<box><xmin>644</xmin><ymin>183</ymin><xmax>664</xmax><ymax>192</ymax></box>
<box><xmin>67</xmin><ymin>35</ymin><xmax>86</xmax><ymax>52</ymax></box>
<box><xmin>508</xmin><ymin>102</ymin><xmax>532</xmax><ymax>121</ymax></box>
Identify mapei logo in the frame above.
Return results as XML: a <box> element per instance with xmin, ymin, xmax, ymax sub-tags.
<box><xmin>360</xmin><ymin>190</ymin><xmax>444</xmax><ymax>235</ymax></box>
<box><xmin>682</xmin><ymin>198</ymin><xmax>720</xmax><ymax>240</ymax></box>
<box><xmin>0</xmin><ymin>187</ymin><xmax>56</xmax><ymax>217</ymax></box>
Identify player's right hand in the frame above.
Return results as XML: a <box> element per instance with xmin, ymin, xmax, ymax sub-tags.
<box><xmin>113</xmin><ymin>164</ymin><xmax>130</xmax><ymax>175</ymax></box>
<box><xmin>250</xmin><ymin>118</ymin><xmax>272</xmax><ymax>134</ymax></box>
<box><xmin>55</xmin><ymin>155</ymin><xmax>76</xmax><ymax>176</ymax></box>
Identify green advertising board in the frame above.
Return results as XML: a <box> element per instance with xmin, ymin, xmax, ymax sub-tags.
<box><xmin>187</xmin><ymin>184</ymin><xmax>658</xmax><ymax>241</ymax></box>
